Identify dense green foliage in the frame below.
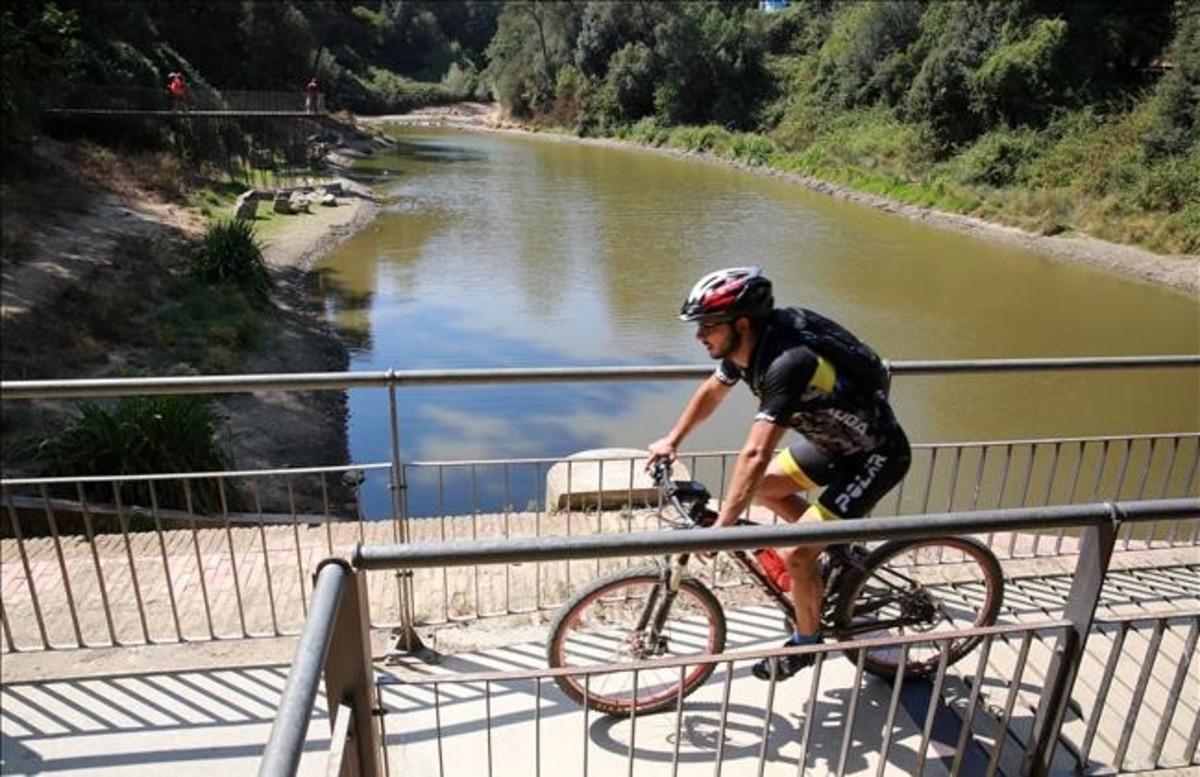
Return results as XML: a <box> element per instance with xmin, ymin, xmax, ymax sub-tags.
<box><xmin>32</xmin><ymin>396</ymin><xmax>231</xmax><ymax>511</ymax></box>
<box><xmin>190</xmin><ymin>219</ymin><xmax>271</xmax><ymax>303</ymax></box>
<box><xmin>475</xmin><ymin>0</ymin><xmax>1194</xmax><ymax>252</ymax></box>
<box><xmin>1</xmin><ymin>0</ymin><xmax>501</xmax><ymax>154</ymax></box>
<box><xmin>483</xmin><ymin>1</ymin><xmax>770</xmax><ymax>130</ymax></box>
<box><xmin>2</xmin><ymin>1</ymin><xmax>1195</xmax><ymax>251</ymax></box>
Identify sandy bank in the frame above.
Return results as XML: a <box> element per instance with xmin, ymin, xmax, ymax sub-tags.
<box><xmin>258</xmin><ymin>180</ymin><xmax>381</xmax><ymax>271</ymax></box>
<box><xmin>364</xmin><ymin>105</ymin><xmax>1198</xmax><ymax>298</ymax></box>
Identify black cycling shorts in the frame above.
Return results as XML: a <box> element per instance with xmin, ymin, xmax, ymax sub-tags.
<box><xmin>775</xmin><ymin>432</ymin><xmax>911</xmax><ymax>519</ymax></box>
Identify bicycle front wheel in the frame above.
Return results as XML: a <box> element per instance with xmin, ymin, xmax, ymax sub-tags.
<box><xmin>546</xmin><ymin>565</ymin><xmax>727</xmax><ymax>716</ymax></box>
<box><xmin>831</xmin><ymin>537</ymin><xmax>1003</xmax><ymax>679</ymax></box>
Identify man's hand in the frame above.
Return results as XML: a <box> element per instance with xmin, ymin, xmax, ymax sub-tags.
<box><xmin>645</xmin><ymin>437</ymin><xmax>677</xmax><ymax>470</ymax></box>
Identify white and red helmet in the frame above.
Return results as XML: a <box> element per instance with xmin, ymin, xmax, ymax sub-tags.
<box><xmin>679</xmin><ymin>266</ymin><xmax>774</xmax><ymax>323</ymax></box>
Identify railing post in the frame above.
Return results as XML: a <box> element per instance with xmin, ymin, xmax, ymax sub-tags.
<box><xmin>386</xmin><ymin>378</ymin><xmax>429</xmax><ymax>657</ymax></box>
<box><xmin>1024</xmin><ymin>506</ymin><xmax>1118</xmax><ymax>776</ymax></box>
<box><xmin>323</xmin><ymin>563</ymin><xmax>381</xmax><ymax>777</ymax></box>
<box><xmin>260</xmin><ymin>561</ymin><xmax>347</xmax><ymax>777</ymax></box>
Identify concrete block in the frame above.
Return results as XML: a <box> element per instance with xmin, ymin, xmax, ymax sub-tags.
<box><xmin>545</xmin><ymin>448</ymin><xmax>690</xmax><ymax>512</ymax></box>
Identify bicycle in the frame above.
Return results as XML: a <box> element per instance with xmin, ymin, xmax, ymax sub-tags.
<box><xmin>546</xmin><ymin>460</ymin><xmax>1004</xmax><ymax>716</ymax></box>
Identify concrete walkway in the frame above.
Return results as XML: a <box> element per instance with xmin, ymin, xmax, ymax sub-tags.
<box><xmin>2</xmin><ymin>545</ymin><xmax>1196</xmax><ymax>775</ymax></box>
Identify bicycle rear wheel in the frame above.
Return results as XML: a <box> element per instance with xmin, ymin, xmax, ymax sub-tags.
<box><xmin>546</xmin><ymin>565</ymin><xmax>727</xmax><ymax>716</ymax></box>
<box><xmin>831</xmin><ymin>537</ymin><xmax>1003</xmax><ymax>679</ymax></box>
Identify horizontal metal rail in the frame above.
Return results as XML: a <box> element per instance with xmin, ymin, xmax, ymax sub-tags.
<box><xmin>3</xmin><ymin>355</ymin><xmax>1198</xmax><ymax>399</ymax></box>
<box><xmin>353</xmin><ymin>499</ymin><xmax>1199</xmax><ymax>569</ymax></box>
<box><xmin>259</xmin><ymin>560</ymin><xmax>347</xmax><ymax>777</ymax></box>
<box><xmin>1</xmin><ymin>461</ymin><xmax>390</xmax><ymax>487</ymax></box>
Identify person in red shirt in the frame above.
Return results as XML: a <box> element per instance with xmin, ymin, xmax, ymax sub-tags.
<box><xmin>167</xmin><ymin>72</ymin><xmax>188</xmax><ymax>111</ymax></box>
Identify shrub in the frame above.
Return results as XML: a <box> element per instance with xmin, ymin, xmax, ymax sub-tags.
<box><xmin>190</xmin><ymin>219</ymin><xmax>270</xmax><ymax>302</ymax></box>
<box><xmin>727</xmin><ymin>134</ymin><xmax>777</xmax><ymax>165</ymax></box>
<box><xmin>350</xmin><ymin>66</ymin><xmax>457</xmax><ymax>114</ymax></box>
<box><xmin>441</xmin><ymin>61</ymin><xmax>479</xmax><ymax>99</ymax></box>
<box><xmin>668</xmin><ymin>125</ymin><xmax>729</xmax><ymax>153</ymax></box>
<box><xmin>949</xmin><ymin>128</ymin><xmax>1042</xmax><ymax>186</ymax></box>
<box><xmin>32</xmin><ymin>396</ymin><xmax>232</xmax><ymax>512</ymax></box>
<box><xmin>1136</xmin><ymin>150</ymin><xmax>1200</xmax><ymax>212</ymax></box>
<box><xmin>627</xmin><ymin>117</ymin><xmax>669</xmax><ymax>146</ymax></box>
<box><xmin>969</xmin><ymin>18</ymin><xmax>1068</xmax><ymax>127</ymax></box>
<box><xmin>544</xmin><ymin>64</ymin><xmax>588</xmax><ymax>127</ymax></box>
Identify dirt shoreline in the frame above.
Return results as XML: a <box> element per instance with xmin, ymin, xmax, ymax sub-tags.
<box><xmin>0</xmin><ymin>143</ymin><xmax>388</xmax><ymax>515</ymax></box>
<box><xmin>365</xmin><ymin>104</ymin><xmax>1198</xmax><ymax>298</ymax></box>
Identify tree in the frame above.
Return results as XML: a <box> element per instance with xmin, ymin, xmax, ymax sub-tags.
<box><xmin>605</xmin><ymin>41</ymin><xmax>656</xmax><ymax>120</ymax></box>
<box><xmin>484</xmin><ymin>1</ymin><xmax>580</xmax><ymax>115</ymax></box>
<box><xmin>969</xmin><ymin>17</ymin><xmax>1068</xmax><ymax>127</ymax></box>
<box><xmin>1144</xmin><ymin>4</ymin><xmax>1200</xmax><ymax>157</ymax></box>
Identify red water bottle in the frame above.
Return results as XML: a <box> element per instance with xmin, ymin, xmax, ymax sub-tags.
<box><xmin>754</xmin><ymin>548</ymin><xmax>792</xmax><ymax>592</ymax></box>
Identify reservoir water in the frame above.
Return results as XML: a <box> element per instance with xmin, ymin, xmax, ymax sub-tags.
<box><xmin>313</xmin><ymin>128</ymin><xmax>1199</xmax><ymax>517</ymax></box>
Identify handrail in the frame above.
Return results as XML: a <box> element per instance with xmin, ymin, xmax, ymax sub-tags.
<box><xmin>352</xmin><ymin>498</ymin><xmax>1199</xmax><ymax>570</ymax></box>
<box><xmin>3</xmin><ymin>431</ymin><xmax>1194</xmax><ymax>485</ymax></box>
<box><xmin>259</xmin><ymin>560</ymin><xmax>348</xmax><ymax>777</ymax></box>
<box><xmin>3</xmin><ymin>355</ymin><xmax>1198</xmax><ymax>400</ymax></box>
<box><xmin>273</xmin><ymin>498</ymin><xmax>1196</xmax><ymax>777</ymax></box>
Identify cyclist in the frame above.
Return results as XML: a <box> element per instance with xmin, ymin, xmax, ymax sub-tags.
<box><xmin>646</xmin><ymin>266</ymin><xmax>911</xmax><ymax>681</ymax></box>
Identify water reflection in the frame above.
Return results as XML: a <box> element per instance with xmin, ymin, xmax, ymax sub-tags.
<box><xmin>315</xmin><ymin>129</ymin><xmax>1200</xmax><ymax>518</ymax></box>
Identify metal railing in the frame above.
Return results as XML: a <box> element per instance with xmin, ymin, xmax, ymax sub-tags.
<box><xmin>44</xmin><ymin>85</ymin><xmax>327</xmax><ymax>115</ymax></box>
<box><xmin>259</xmin><ymin>497</ymin><xmax>1200</xmax><ymax>777</ymax></box>
<box><xmin>260</xmin><ymin>559</ymin><xmax>377</xmax><ymax>777</ymax></box>
<box><xmin>2</xmin><ymin>357</ymin><xmax>1197</xmax><ymax>653</ymax></box>
<box><xmin>2</xmin><ymin>432</ymin><xmax>1194</xmax><ymax>652</ymax></box>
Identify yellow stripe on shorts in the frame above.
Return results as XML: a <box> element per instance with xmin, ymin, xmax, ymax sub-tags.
<box><xmin>776</xmin><ymin>447</ymin><xmax>821</xmax><ymax>491</ymax></box>
<box><xmin>800</xmin><ymin>503</ymin><xmax>839</xmax><ymax>522</ymax></box>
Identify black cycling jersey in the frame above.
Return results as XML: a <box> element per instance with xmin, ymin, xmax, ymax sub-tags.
<box><xmin>715</xmin><ymin>308</ymin><xmax>903</xmax><ymax>459</ymax></box>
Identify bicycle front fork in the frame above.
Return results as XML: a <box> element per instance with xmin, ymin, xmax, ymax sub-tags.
<box><xmin>630</xmin><ymin>556</ymin><xmax>689</xmax><ymax>650</ymax></box>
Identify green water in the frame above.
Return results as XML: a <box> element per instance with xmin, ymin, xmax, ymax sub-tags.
<box><xmin>313</xmin><ymin>128</ymin><xmax>1199</xmax><ymax>517</ymax></box>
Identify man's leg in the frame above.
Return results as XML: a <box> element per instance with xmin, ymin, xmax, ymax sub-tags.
<box><xmin>751</xmin><ymin>444</ymin><xmax>832</xmax><ymax>681</ymax></box>
<box><xmin>755</xmin><ymin>465</ymin><xmax>826</xmax><ymax>634</ymax></box>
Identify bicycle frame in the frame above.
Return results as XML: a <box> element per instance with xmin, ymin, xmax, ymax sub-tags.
<box><xmin>649</xmin><ymin>462</ymin><xmax>921</xmax><ymax>641</ymax></box>
<box><xmin>650</xmin><ymin>463</ymin><xmax>812</xmax><ymax>633</ymax></box>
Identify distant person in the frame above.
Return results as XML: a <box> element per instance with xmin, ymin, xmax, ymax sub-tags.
<box><xmin>167</xmin><ymin>72</ymin><xmax>188</xmax><ymax>111</ymax></box>
<box><xmin>305</xmin><ymin>77</ymin><xmax>320</xmax><ymax>113</ymax></box>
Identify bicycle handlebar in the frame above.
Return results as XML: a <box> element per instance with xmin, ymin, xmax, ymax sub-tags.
<box><xmin>650</xmin><ymin>458</ymin><xmax>716</xmax><ymax>528</ymax></box>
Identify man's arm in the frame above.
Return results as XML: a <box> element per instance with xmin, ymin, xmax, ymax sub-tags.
<box><xmin>646</xmin><ymin>375</ymin><xmax>732</xmax><ymax>467</ymax></box>
<box><xmin>715</xmin><ymin>419</ymin><xmax>787</xmax><ymax>527</ymax></box>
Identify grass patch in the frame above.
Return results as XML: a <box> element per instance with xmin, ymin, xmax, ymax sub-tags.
<box><xmin>667</xmin><ymin>125</ymin><xmax>731</xmax><ymax>153</ymax></box>
<box><xmin>148</xmin><ymin>276</ymin><xmax>265</xmax><ymax>374</ymax></box>
<box><xmin>28</xmin><ymin>395</ymin><xmax>233</xmax><ymax>512</ymax></box>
